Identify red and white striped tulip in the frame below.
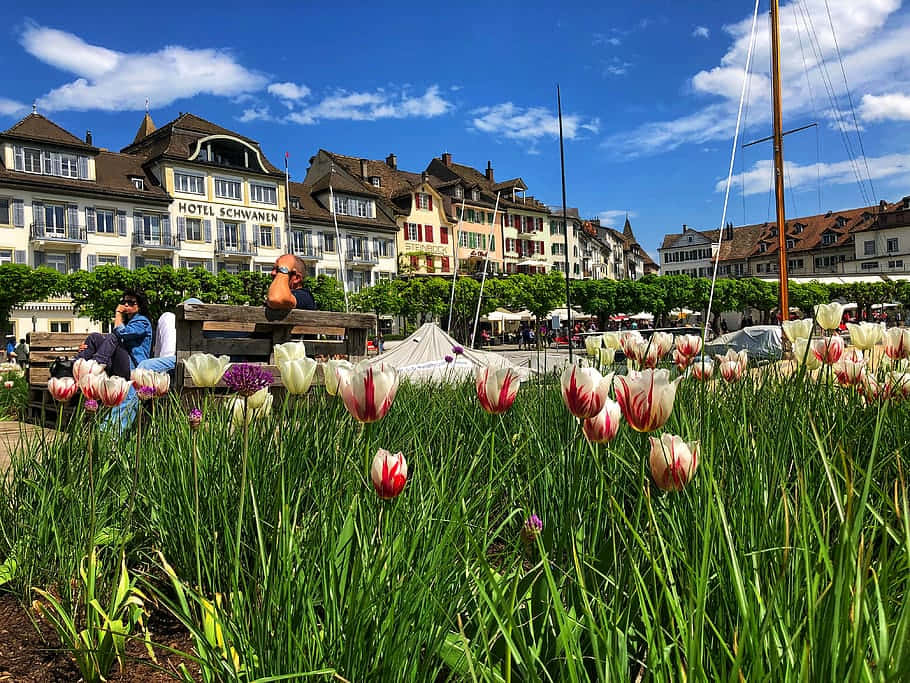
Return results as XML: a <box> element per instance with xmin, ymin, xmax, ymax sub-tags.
<box><xmin>673</xmin><ymin>348</ymin><xmax>692</xmax><ymax>371</ymax></box>
<box><xmin>619</xmin><ymin>331</ymin><xmax>644</xmax><ymax>360</ymax></box>
<box><xmin>635</xmin><ymin>340</ymin><xmax>663</xmax><ymax>369</ymax></box>
<box><xmin>649</xmin><ymin>433</ymin><xmax>699</xmax><ymax>492</ymax></box>
<box><xmin>73</xmin><ymin>358</ymin><xmax>105</xmax><ymax>386</ymax></box>
<box><xmin>690</xmin><ymin>357</ymin><xmax>714</xmax><ymax>380</ymax></box>
<box><xmin>336</xmin><ymin>362</ymin><xmax>399</xmax><ymax>423</ymax></box>
<box><xmin>651</xmin><ymin>332</ymin><xmax>674</xmax><ymax>359</ymax></box>
<box><xmin>883</xmin><ymin>327</ymin><xmax>910</xmax><ymax>361</ymax></box>
<box><xmin>846</xmin><ymin>322</ymin><xmax>884</xmax><ymax>351</ymax></box>
<box><xmin>814</xmin><ymin>302</ymin><xmax>845</xmax><ymax>331</ymax></box>
<box><xmin>78</xmin><ymin>372</ymin><xmax>104</xmax><ymax>401</ymax></box>
<box><xmin>792</xmin><ymin>338</ymin><xmax>822</xmax><ymax>370</ymax></box>
<box><xmin>860</xmin><ymin>375</ymin><xmax>885</xmax><ymax>403</ymax></box>
<box><xmin>96</xmin><ymin>375</ymin><xmax>131</xmax><ymax>407</ymax></box>
<box><xmin>47</xmin><ymin>376</ymin><xmax>78</xmax><ymax>402</ymax></box>
<box><xmin>811</xmin><ymin>333</ymin><xmax>845</xmax><ymax>365</ymax></box>
<box><xmin>560</xmin><ymin>365</ymin><xmax>612</xmax><ymax>419</ymax></box>
<box><xmin>371</xmin><ymin>448</ymin><xmax>407</xmax><ymax>500</ymax></box>
<box><xmin>131</xmin><ymin>368</ymin><xmax>170</xmax><ymax>397</ymax></box>
<box><xmin>475</xmin><ymin>366</ymin><xmax>521</xmax><ymax>415</ymax></box>
<box><xmin>614</xmin><ymin>369</ymin><xmax>681</xmax><ymax>433</ymax></box>
<box><xmin>886</xmin><ymin>371</ymin><xmax>910</xmax><ymax>401</ymax></box>
<box><xmin>715</xmin><ymin>349</ymin><xmax>748</xmax><ymax>382</ymax></box>
<box><xmin>582</xmin><ymin>399</ymin><xmax>622</xmax><ymax>443</ymax></box>
<box><xmin>782</xmin><ymin>318</ymin><xmax>813</xmax><ymax>344</ymax></box>
<box><xmin>833</xmin><ymin>353</ymin><xmax>866</xmax><ymax>387</ymax></box>
<box><xmin>674</xmin><ymin>334</ymin><xmax>702</xmax><ymax>359</ymax></box>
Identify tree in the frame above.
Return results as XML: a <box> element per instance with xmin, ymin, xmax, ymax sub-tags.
<box><xmin>305</xmin><ymin>275</ymin><xmax>346</xmax><ymax>312</ymax></box>
<box><xmin>0</xmin><ymin>264</ymin><xmax>68</xmax><ymax>333</ymax></box>
<box><xmin>350</xmin><ymin>279</ymin><xmax>400</xmax><ymax>319</ymax></box>
<box><xmin>505</xmin><ymin>272</ymin><xmax>565</xmax><ymax>321</ymax></box>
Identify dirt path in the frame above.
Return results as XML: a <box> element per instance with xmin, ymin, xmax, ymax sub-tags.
<box><xmin>0</xmin><ymin>421</ymin><xmax>55</xmax><ymax>476</ymax></box>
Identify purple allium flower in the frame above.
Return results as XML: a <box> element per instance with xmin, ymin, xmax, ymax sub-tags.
<box><xmin>137</xmin><ymin>385</ymin><xmax>157</xmax><ymax>401</ymax></box>
<box><xmin>452</xmin><ymin>345</ymin><xmax>464</xmax><ymax>356</ymax></box>
<box><xmin>222</xmin><ymin>363</ymin><xmax>273</xmax><ymax>397</ymax></box>
<box><xmin>188</xmin><ymin>408</ymin><xmax>202</xmax><ymax>430</ymax></box>
<box><xmin>520</xmin><ymin>514</ymin><xmax>543</xmax><ymax>544</ymax></box>
<box><xmin>444</xmin><ymin>354</ymin><xmax>454</xmax><ymax>364</ymax></box>
<box><xmin>84</xmin><ymin>399</ymin><xmax>99</xmax><ymax>413</ymax></box>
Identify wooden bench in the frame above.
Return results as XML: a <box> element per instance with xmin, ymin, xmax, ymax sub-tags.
<box><xmin>26</xmin><ymin>331</ymin><xmax>86</xmax><ymax>426</ymax></box>
<box><xmin>175</xmin><ymin>303</ymin><xmax>376</xmax><ymax>390</ymax></box>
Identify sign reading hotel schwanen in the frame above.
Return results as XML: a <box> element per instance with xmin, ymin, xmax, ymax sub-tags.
<box><xmin>177</xmin><ymin>201</ymin><xmax>280</xmax><ymax>223</ymax></box>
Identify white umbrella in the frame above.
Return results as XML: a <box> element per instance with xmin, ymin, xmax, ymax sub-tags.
<box><xmin>517</xmin><ymin>259</ymin><xmax>548</xmax><ymax>267</ymax></box>
<box><xmin>630</xmin><ymin>312</ymin><xmax>654</xmax><ymax>321</ymax></box>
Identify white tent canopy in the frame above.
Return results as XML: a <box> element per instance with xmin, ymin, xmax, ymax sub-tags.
<box><xmin>364</xmin><ymin>322</ymin><xmax>533</xmax><ymax>383</ymax></box>
<box><xmin>547</xmin><ymin>307</ymin><xmax>591</xmax><ymax>321</ymax></box>
<box><xmin>485</xmin><ymin>308</ymin><xmax>533</xmax><ymax>322</ymax></box>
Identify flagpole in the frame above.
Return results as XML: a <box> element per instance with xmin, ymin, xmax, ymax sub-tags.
<box><xmin>446</xmin><ymin>196</ymin><xmax>467</xmax><ymax>333</ymax></box>
<box><xmin>470</xmin><ymin>191</ymin><xmax>500</xmax><ymax>348</ymax></box>
<box><xmin>557</xmin><ymin>84</ymin><xmax>573</xmax><ymax>362</ymax></box>
<box><xmin>284</xmin><ymin>152</ymin><xmax>292</xmax><ymax>254</ymax></box>
<box><xmin>328</xmin><ymin>167</ymin><xmax>350</xmax><ymax>312</ymax></box>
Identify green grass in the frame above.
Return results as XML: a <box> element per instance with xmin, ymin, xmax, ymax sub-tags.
<box><xmin>1</xmin><ymin>366</ymin><xmax>908</xmax><ymax>681</ymax></box>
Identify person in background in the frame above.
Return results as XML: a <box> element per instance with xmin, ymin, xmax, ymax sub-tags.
<box><xmin>5</xmin><ymin>335</ymin><xmax>15</xmax><ymax>361</ymax></box>
<box><xmin>75</xmin><ymin>289</ymin><xmax>152</xmax><ymax>379</ymax></box>
<box><xmin>13</xmin><ymin>338</ymin><xmax>28</xmax><ymax>367</ymax></box>
<box><xmin>266</xmin><ymin>254</ymin><xmax>316</xmax><ymax>310</ymax></box>
<box><xmin>377</xmin><ymin>332</ymin><xmax>385</xmax><ymax>353</ymax></box>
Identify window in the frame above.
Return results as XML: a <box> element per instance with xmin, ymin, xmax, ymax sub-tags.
<box><xmin>250</xmin><ymin>184</ymin><xmax>277</xmax><ymax>205</ymax></box>
<box><xmin>97</xmin><ymin>255</ymin><xmax>117</xmax><ymax>266</ymax></box>
<box><xmin>406</xmin><ymin>223</ymin><xmax>419</xmax><ymax>241</ymax></box>
<box><xmin>333</xmin><ymin>194</ymin><xmax>372</xmax><ymax>218</ymax></box>
<box><xmin>50</xmin><ymin>321</ymin><xmax>71</xmax><ymax>333</ymax></box>
<box><xmin>143</xmin><ymin>214</ymin><xmax>161</xmax><ymax>242</ymax></box>
<box><xmin>758</xmin><ymin>242</ymin><xmax>767</xmax><ymax>253</ymax></box>
<box><xmin>0</xmin><ymin>249</ymin><xmax>11</xmax><ymax>264</ymax></box>
<box><xmin>864</xmin><ymin>240</ymin><xmax>876</xmax><ymax>256</ymax></box>
<box><xmin>788</xmin><ymin>259</ymin><xmax>804</xmax><ymax>270</ymax></box>
<box><xmin>822</xmin><ymin>233</ymin><xmax>836</xmax><ymax>246</ymax></box>
<box><xmin>45</xmin><ymin>253</ymin><xmax>68</xmax><ymax>274</ymax></box>
<box><xmin>24</xmin><ymin>148</ymin><xmax>42</xmax><ymax>173</ymax></box>
<box><xmin>96</xmin><ymin>209</ymin><xmax>114</xmax><ymax>234</ymax></box>
<box><xmin>175</xmin><ymin>172</ymin><xmax>205</xmax><ymax>194</ymax></box>
<box><xmin>861</xmin><ymin>262</ymin><xmax>880</xmax><ymax>270</ymax></box>
<box><xmin>471</xmin><ymin>189</ymin><xmax>480</xmax><ymax>201</ymax></box>
<box><xmin>440</xmin><ymin>226</ymin><xmax>449</xmax><ymax>244</ymax></box>
<box><xmin>756</xmin><ymin>264</ymin><xmax>764</xmax><ymax>273</ymax></box>
<box><xmin>370</xmin><ymin>176</ymin><xmax>381</xmax><ymax>187</ymax></box>
<box><xmin>222</xmin><ymin>262</ymin><xmax>241</xmax><ymax>275</ymax></box>
<box><xmin>786</xmin><ymin>239</ymin><xmax>795</xmax><ymax>249</ymax></box>
<box><xmin>291</xmin><ymin>196</ymin><xmax>300</xmax><ymax>209</ymax></box>
<box><xmin>186</xmin><ymin>218</ymin><xmax>203</xmax><ymax>241</ymax></box>
<box><xmin>258</xmin><ymin>225</ymin><xmax>273</xmax><ymax>247</ymax></box>
<box><xmin>222</xmin><ymin>221</ymin><xmax>240</xmax><ymax>248</ymax></box>
<box><xmin>887</xmin><ymin>238</ymin><xmax>899</xmax><ymax>252</ymax></box>
<box><xmin>376</xmin><ymin>240</ymin><xmax>392</xmax><ymax>257</ymax></box>
<box><xmin>417</xmin><ymin>193</ymin><xmax>431</xmax><ymax>210</ymax></box>
<box><xmin>454</xmin><ymin>186</ymin><xmax>463</xmax><ymax>199</ymax></box>
<box><xmin>131</xmin><ymin>177</ymin><xmax>145</xmax><ymax>190</ymax></box>
<box><xmin>888</xmin><ymin>260</ymin><xmax>904</xmax><ymax>269</ymax></box>
<box><xmin>59</xmin><ymin>154</ymin><xmax>79</xmax><ymax>178</ymax></box>
<box><xmin>0</xmin><ymin>199</ymin><xmax>8</xmax><ymax>225</ymax></box>
<box><xmin>215</xmin><ymin>177</ymin><xmax>242</xmax><ymax>200</ymax></box>
<box><xmin>323</xmin><ymin>233</ymin><xmax>336</xmax><ymax>252</ymax></box>
<box><xmin>44</xmin><ymin>204</ymin><xmax>66</xmax><ymax>232</ymax></box>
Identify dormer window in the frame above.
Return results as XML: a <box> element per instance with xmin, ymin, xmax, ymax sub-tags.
<box><xmin>14</xmin><ymin>146</ymin><xmax>88</xmax><ymax>179</ymax></box>
<box><xmin>131</xmin><ymin>176</ymin><xmax>145</xmax><ymax>190</ymax></box>
<box><xmin>370</xmin><ymin>176</ymin><xmax>381</xmax><ymax>187</ymax></box>
<box><xmin>454</xmin><ymin>186</ymin><xmax>463</xmax><ymax>199</ymax></box>
<box><xmin>769</xmin><ymin>227</ymin><xmax>778</xmax><ymax>237</ymax></box>
<box><xmin>786</xmin><ymin>238</ymin><xmax>795</xmax><ymax>249</ymax></box>
<box><xmin>822</xmin><ymin>232</ymin><xmax>836</xmax><ymax>246</ymax></box>
<box><xmin>793</xmin><ymin>223</ymin><xmax>805</xmax><ymax>234</ymax></box>
<box><xmin>471</xmin><ymin>189</ymin><xmax>480</xmax><ymax>201</ymax></box>
<box><xmin>758</xmin><ymin>242</ymin><xmax>767</xmax><ymax>253</ymax></box>
<box><xmin>333</xmin><ymin>194</ymin><xmax>374</xmax><ymax>218</ymax></box>
<box><xmin>291</xmin><ymin>196</ymin><xmax>300</xmax><ymax>209</ymax></box>
<box><xmin>836</xmin><ymin>216</ymin><xmax>847</xmax><ymax>227</ymax></box>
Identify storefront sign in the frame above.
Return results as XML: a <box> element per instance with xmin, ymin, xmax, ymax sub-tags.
<box><xmin>177</xmin><ymin>201</ymin><xmax>280</xmax><ymax>223</ymax></box>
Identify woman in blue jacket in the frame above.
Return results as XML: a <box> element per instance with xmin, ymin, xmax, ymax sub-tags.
<box><xmin>75</xmin><ymin>288</ymin><xmax>153</xmax><ymax>379</ymax></box>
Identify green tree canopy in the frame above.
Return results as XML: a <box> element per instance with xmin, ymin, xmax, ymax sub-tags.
<box><xmin>0</xmin><ymin>264</ymin><xmax>68</xmax><ymax>333</ymax></box>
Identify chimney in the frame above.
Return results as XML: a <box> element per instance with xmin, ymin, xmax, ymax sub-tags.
<box><xmin>485</xmin><ymin>160</ymin><xmax>494</xmax><ymax>182</ymax></box>
<box><xmin>85</xmin><ymin>130</ymin><xmax>93</xmax><ymax>145</ymax></box>
<box><xmin>441</xmin><ymin>152</ymin><xmax>452</xmax><ymax>167</ymax></box>
<box><xmin>385</xmin><ymin>153</ymin><xmax>397</xmax><ymax>169</ymax></box>
<box><xmin>360</xmin><ymin>159</ymin><xmax>369</xmax><ymax>179</ymax></box>
<box><xmin>682</xmin><ymin>223</ymin><xmax>687</xmax><ymax>233</ymax></box>
<box><xmin>421</xmin><ymin>171</ymin><xmax>429</xmax><ymax>183</ymax></box>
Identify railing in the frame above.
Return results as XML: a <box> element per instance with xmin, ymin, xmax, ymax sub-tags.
<box><xmin>30</xmin><ymin>224</ymin><xmax>87</xmax><ymax>243</ymax></box>
<box><xmin>133</xmin><ymin>233</ymin><xmax>181</xmax><ymax>249</ymax></box>
<box><xmin>293</xmin><ymin>244</ymin><xmax>324</xmax><ymax>260</ymax></box>
<box><xmin>345</xmin><ymin>250</ymin><xmax>379</xmax><ymax>265</ymax></box>
<box><xmin>215</xmin><ymin>238</ymin><xmax>258</xmax><ymax>256</ymax></box>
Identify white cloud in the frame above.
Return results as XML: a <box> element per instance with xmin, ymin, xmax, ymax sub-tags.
<box><xmin>267</xmin><ymin>81</ymin><xmax>311</xmax><ymax>104</ymax></box>
<box><xmin>238</xmin><ymin>106</ymin><xmax>274</xmax><ymax>123</ymax></box>
<box><xmin>719</xmin><ymin>152</ymin><xmax>910</xmax><ymax>196</ymax></box>
<box><xmin>606</xmin><ymin>0</ymin><xmax>906</xmax><ymax>156</ymax></box>
<box><xmin>859</xmin><ymin>92</ymin><xmax>910</xmax><ymax>121</ymax></box>
<box><xmin>692</xmin><ymin>26</ymin><xmax>710</xmax><ymax>39</ymax></box>
<box><xmin>0</xmin><ymin>98</ymin><xmax>28</xmax><ymax>117</ymax></box>
<box><xmin>598</xmin><ymin>210</ymin><xmax>635</xmax><ymax>226</ymax></box>
<box><xmin>604</xmin><ymin>57</ymin><xmax>632</xmax><ymax>77</ymax></box>
<box><xmin>285</xmin><ymin>85</ymin><xmax>453</xmax><ymax>124</ymax></box>
<box><xmin>471</xmin><ymin>102</ymin><xmax>599</xmax><ymax>141</ymax></box>
<box><xmin>593</xmin><ymin>32</ymin><xmax>622</xmax><ymax>46</ymax></box>
<box><xmin>21</xmin><ymin>23</ymin><xmax>267</xmax><ymax>111</ymax></box>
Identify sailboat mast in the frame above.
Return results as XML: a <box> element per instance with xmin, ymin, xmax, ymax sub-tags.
<box><xmin>770</xmin><ymin>0</ymin><xmax>789</xmax><ymax>319</ymax></box>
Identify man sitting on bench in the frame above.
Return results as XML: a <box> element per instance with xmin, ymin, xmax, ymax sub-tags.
<box><xmin>266</xmin><ymin>254</ymin><xmax>317</xmax><ymax>310</ymax></box>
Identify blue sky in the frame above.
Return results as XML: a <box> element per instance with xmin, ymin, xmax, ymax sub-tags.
<box><xmin>2</xmin><ymin>0</ymin><xmax>909</xmax><ymax>257</ymax></box>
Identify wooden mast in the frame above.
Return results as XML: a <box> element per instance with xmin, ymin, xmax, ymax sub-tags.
<box><xmin>770</xmin><ymin>0</ymin><xmax>789</xmax><ymax>319</ymax></box>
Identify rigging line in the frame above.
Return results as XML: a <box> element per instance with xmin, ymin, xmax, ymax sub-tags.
<box><xmin>797</xmin><ymin>0</ymin><xmax>870</xmax><ymax>205</ymax></box>
<box><xmin>815</xmin><ymin>116</ymin><xmax>822</xmax><ymax>213</ymax></box>
<box><xmin>741</xmin><ymin>41</ymin><xmax>756</xmax><ymax>227</ymax></box>
<box><xmin>792</xmin><ymin>0</ymin><xmax>822</xmax><ymax>212</ymax></box>
<box><xmin>705</xmin><ymin>0</ymin><xmax>760</xmax><ymax>341</ymax></box>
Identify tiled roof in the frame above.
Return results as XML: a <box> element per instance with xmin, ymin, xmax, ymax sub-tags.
<box><xmin>321</xmin><ymin>150</ymin><xmax>424</xmax><ymax>199</ymax></box>
<box><xmin>286</xmin><ymin>180</ymin><xmax>399</xmax><ymax>233</ymax></box>
<box><xmin>425</xmin><ymin>156</ymin><xmax>549</xmax><ymax>213</ymax></box>
<box><xmin>659</xmin><ymin>227</ymin><xmax>720</xmax><ymax>251</ymax></box>
<box><xmin>1</xmin><ymin>113</ymin><xmax>98</xmax><ymax>153</ymax></box>
<box><xmin>308</xmin><ymin>169</ymin><xmax>381</xmax><ymax>197</ymax></box>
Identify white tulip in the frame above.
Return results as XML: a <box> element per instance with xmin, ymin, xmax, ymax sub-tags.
<box><xmin>324</xmin><ymin>359</ymin><xmax>354</xmax><ymax>396</ymax></box>
<box><xmin>183</xmin><ymin>353</ymin><xmax>230</xmax><ymax>387</ymax></box>
<box><xmin>782</xmin><ymin>318</ymin><xmax>813</xmax><ymax>343</ymax></box>
<box><xmin>279</xmin><ymin>358</ymin><xmax>318</xmax><ymax>395</ymax></box>
<box><xmin>814</xmin><ymin>302</ymin><xmax>845</xmax><ymax>331</ymax></box>
<box><xmin>845</xmin><ymin>322</ymin><xmax>883</xmax><ymax>351</ymax></box>
<box><xmin>274</xmin><ymin>341</ymin><xmax>308</xmax><ymax>364</ymax></box>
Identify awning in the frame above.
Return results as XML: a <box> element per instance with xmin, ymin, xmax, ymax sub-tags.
<box><xmin>517</xmin><ymin>259</ymin><xmax>548</xmax><ymax>267</ymax></box>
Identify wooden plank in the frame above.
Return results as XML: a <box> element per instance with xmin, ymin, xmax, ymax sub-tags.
<box><xmin>198</xmin><ymin>338</ymin><xmax>272</xmax><ymax>357</ymax></box>
<box><xmin>28</xmin><ymin>332</ymin><xmax>87</xmax><ymax>347</ymax></box>
<box><xmin>177</xmin><ymin>303</ymin><xmax>375</xmax><ymax>329</ymax></box>
<box><xmin>29</xmin><ymin>351</ymin><xmax>79</xmax><ymax>364</ymax></box>
<box><xmin>203</xmin><ymin>321</ymin><xmax>257</xmax><ymax>332</ymax></box>
<box><xmin>291</xmin><ymin>325</ymin><xmax>345</xmax><ymax>336</ymax></box>
<box><xmin>177</xmin><ymin>362</ymin><xmax>329</xmax><ymax>389</ymax></box>
<box><xmin>29</xmin><ymin>368</ymin><xmax>51</xmax><ymax>386</ymax></box>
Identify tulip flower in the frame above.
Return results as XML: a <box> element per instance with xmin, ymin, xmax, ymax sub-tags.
<box><xmin>782</xmin><ymin>318</ymin><xmax>813</xmax><ymax>343</ymax></box>
<box><xmin>602</xmin><ymin>332</ymin><xmax>622</xmax><ymax>350</ymax></box>
<box><xmin>598</xmin><ymin>346</ymin><xmax>616</xmax><ymax>367</ymax></box>
<box><xmin>476</xmin><ymin>366</ymin><xmax>521</xmax><ymax>415</ymax></box>
<box><xmin>886</xmin><ymin>371</ymin><xmax>910</xmax><ymax>401</ymax></box>
<box><xmin>619</xmin><ymin>331</ymin><xmax>644</xmax><ymax>360</ymax></box>
<box><xmin>715</xmin><ymin>349</ymin><xmax>748</xmax><ymax>382</ymax></box>
<box><xmin>73</xmin><ymin>358</ymin><xmax>105</xmax><ymax>386</ymax></box>
<box><xmin>860</xmin><ymin>375</ymin><xmax>885</xmax><ymax>403</ymax></box>
<box><xmin>690</xmin><ymin>357</ymin><xmax>714</xmax><ymax>380</ymax></box>
<box><xmin>230</xmin><ymin>387</ymin><xmax>273</xmax><ymax>427</ymax></box>
<box><xmin>96</xmin><ymin>375</ymin><xmax>131</xmax><ymax>407</ymax></box>
<box><xmin>615</xmin><ymin>369</ymin><xmax>681</xmax><ymax>433</ymax></box>
<box><xmin>273</xmin><ymin>341</ymin><xmax>308</xmax><ymax>364</ymax></box>
<box><xmin>131</xmin><ymin>368</ymin><xmax>170</xmax><ymax>397</ymax></box>
<box><xmin>324</xmin><ymin>359</ymin><xmax>353</xmax><ymax>396</ymax></box>
<box><xmin>337</xmin><ymin>362</ymin><xmax>399</xmax><ymax>423</ymax></box>
<box><xmin>833</xmin><ymin>354</ymin><xmax>866</xmax><ymax>387</ymax></box>
<box><xmin>560</xmin><ymin>365</ymin><xmax>612</xmax><ymax>419</ymax></box>
<box><xmin>882</xmin><ymin>327</ymin><xmax>910</xmax><ymax>361</ymax></box>
<box><xmin>3</xmin><ymin>380</ymin><xmax>13</xmax><ymax>390</ymax></box>
<box><xmin>371</xmin><ymin>448</ymin><xmax>407</xmax><ymax>500</ymax></box>
<box><xmin>184</xmin><ymin>353</ymin><xmax>230</xmax><ymax>388</ymax></box>
<box><xmin>673</xmin><ymin>348</ymin><xmax>692</xmax><ymax>371</ymax></box>
<box><xmin>811</xmin><ymin>333</ymin><xmax>845</xmax><ymax>365</ymax></box>
<box><xmin>649</xmin><ymin>433</ymin><xmax>699</xmax><ymax>491</ymax></box>
<box><xmin>814</xmin><ymin>302</ymin><xmax>845</xmax><ymax>331</ymax></box>
<box><xmin>584</xmin><ymin>334</ymin><xmax>603</xmax><ymax>357</ymax></box>
<box><xmin>78</xmin><ymin>372</ymin><xmax>104</xmax><ymax>401</ymax></box>
<box><xmin>674</xmin><ymin>334</ymin><xmax>702</xmax><ymax>358</ymax></box>
<box><xmin>278</xmin><ymin>357</ymin><xmax>318</xmax><ymax>395</ymax></box>
<box><xmin>792</xmin><ymin>338</ymin><xmax>822</xmax><ymax>370</ymax></box>
<box><xmin>47</xmin><ymin>376</ymin><xmax>78</xmax><ymax>402</ymax></box>
<box><xmin>582</xmin><ymin>398</ymin><xmax>622</xmax><ymax>443</ymax></box>
<box><xmin>846</xmin><ymin>322</ymin><xmax>884</xmax><ymax>351</ymax></box>
<box><xmin>651</xmin><ymin>332</ymin><xmax>674</xmax><ymax>359</ymax></box>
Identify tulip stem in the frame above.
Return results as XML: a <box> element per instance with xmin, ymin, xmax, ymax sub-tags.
<box><xmin>234</xmin><ymin>395</ymin><xmax>250</xmax><ymax>586</ymax></box>
<box><xmin>192</xmin><ymin>430</ymin><xmax>202</xmax><ymax>591</ymax></box>
<box><xmin>126</xmin><ymin>403</ymin><xmax>142</xmax><ymax>537</ymax></box>
<box><xmin>86</xmin><ymin>411</ymin><xmax>95</xmax><ymax>558</ymax></box>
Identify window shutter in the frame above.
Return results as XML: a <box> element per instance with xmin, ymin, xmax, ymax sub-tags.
<box><xmin>162</xmin><ymin>216</ymin><xmax>171</xmax><ymax>241</ymax></box>
<box><xmin>414</xmin><ymin>193</ymin><xmax>420</xmax><ymax>207</ymax></box>
<box><xmin>86</xmin><ymin>207</ymin><xmax>96</xmax><ymax>232</ymax></box>
<box><xmin>179</xmin><ymin>258</ymin><xmax>187</xmax><ymax>269</ymax></box>
<box><xmin>274</xmin><ymin>226</ymin><xmax>281</xmax><ymax>250</ymax></box>
<box><xmin>203</xmin><ymin>219</ymin><xmax>212</xmax><ymax>242</ymax></box>
<box><xmin>136</xmin><ymin>256</ymin><xmax>145</xmax><ymax>269</ymax></box>
<box><xmin>34</xmin><ymin>252</ymin><xmax>45</xmax><ymax>267</ymax></box>
<box><xmin>251</xmin><ymin>223</ymin><xmax>260</xmax><ymax>246</ymax></box>
<box><xmin>68</xmin><ymin>252</ymin><xmax>80</xmax><ymax>272</ymax></box>
<box><xmin>87</xmin><ymin>254</ymin><xmax>97</xmax><ymax>271</ymax></box>
<box><xmin>177</xmin><ymin>216</ymin><xmax>186</xmax><ymax>240</ymax></box>
<box><xmin>440</xmin><ymin>227</ymin><xmax>448</xmax><ymax>244</ymax></box>
<box><xmin>54</xmin><ymin>153</ymin><xmax>62</xmax><ymax>177</ymax></box>
<box><xmin>216</xmin><ymin>220</ymin><xmax>225</xmax><ymax>245</ymax></box>
<box><xmin>425</xmin><ymin>225</ymin><xmax>433</xmax><ymax>242</ymax></box>
<box><xmin>538</xmin><ymin>241</ymin><xmax>544</xmax><ymax>254</ymax></box>
<box><xmin>13</xmin><ymin>146</ymin><xmax>24</xmax><ymax>171</ymax></box>
<box><xmin>117</xmin><ymin>210</ymin><xmax>127</xmax><ymax>235</ymax></box>
<box><xmin>240</xmin><ymin>222</ymin><xmax>248</xmax><ymax>247</ymax></box>
<box><xmin>78</xmin><ymin>156</ymin><xmax>88</xmax><ymax>179</ymax></box>
<box><xmin>32</xmin><ymin>201</ymin><xmax>44</xmax><ymax>228</ymax></box>
<box><xmin>417</xmin><ymin>224</ymin><xmax>423</xmax><ymax>242</ymax></box>
<box><xmin>14</xmin><ymin>250</ymin><xmax>25</xmax><ymax>264</ymax></box>
<box><xmin>205</xmin><ymin>260</ymin><xmax>214</xmax><ymax>273</ymax></box>
<box><xmin>67</xmin><ymin>204</ymin><xmax>78</xmax><ymax>230</ymax></box>
<box><xmin>133</xmin><ymin>212</ymin><xmax>143</xmax><ymax>235</ymax></box>
<box><xmin>12</xmin><ymin>199</ymin><xmax>24</xmax><ymax>228</ymax></box>
<box><xmin>119</xmin><ymin>256</ymin><xmax>129</xmax><ymax>269</ymax></box>
<box><xmin>428</xmin><ymin>195</ymin><xmax>433</xmax><ymax>211</ymax></box>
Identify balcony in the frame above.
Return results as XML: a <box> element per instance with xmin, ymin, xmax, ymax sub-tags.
<box><xmin>215</xmin><ymin>238</ymin><xmax>257</xmax><ymax>257</ymax></box>
<box><xmin>30</xmin><ymin>223</ymin><xmax>87</xmax><ymax>245</ymax></box>
<box><xmin>345</xmin><ymin>249</ymin><xmax>379</xmax><ymax>268</ymax></box>
<box><xmin>133</xmin><ymin>233</ymin><xmax>181</xmax><ymax>251</ymax></box>
<box><xmin>293</xmin><ymin>244</ymin><xmax>324</xmax><ymax>261</ymax></box>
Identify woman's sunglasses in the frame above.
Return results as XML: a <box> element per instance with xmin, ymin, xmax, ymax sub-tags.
<box><xmin>120</xmin><ymin>298</ymin><xmax>138</xmax><ymax>306</ymax></box>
